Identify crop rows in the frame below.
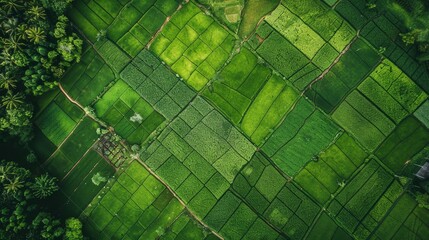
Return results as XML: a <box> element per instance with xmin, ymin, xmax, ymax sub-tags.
<box><xmin>82</xmin><ymin>161</ymin><xmax>216</xmax><ymax>239</ymax></box>
<box><xmin>69</xmin><ymin>0</ymin><xmax>178</xmax><ymax>56</ymax></box>
<box><xmin>294</xmin><ymin>133</ymin><xmax>368</xmax><ymax>204</ymax></box>
<box><xmin>150</xmin><ymin>2</ymin><xmax>236</xmax><ymax>91</ymax></box>
<box><xmin>334</xmin><ymin>0</ymin><xmax>429</xmax><ymax>93</ymax></box>
<box><xmin>120</xmin><ymin>49</ymin><xmax>196</xmax><ymax>120</ymax></box>
<box><xmin>262</xmin><ymin>98</ymin><xmax>340</xmax><ymax>176</ymax></box>
<box><xmin>27</xmin><ymin>0</ymin><xmax>429</xmax><ymax>239</ymax></box>
<box><xmin>34</xmin><ymin>97</ymin><xmax>115</xmax><ymax>216</ymax></box>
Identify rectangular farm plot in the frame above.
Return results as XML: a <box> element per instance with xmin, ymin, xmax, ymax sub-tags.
<box><xmin>241</xmin><ymin>74</ymin><xmax>300</xmax><ymax>146</ymax></box>
<box><xmin>61</xmin><ymin>48</ymin><xmax>116</xmax><ymax>106</ymax></box>
<box><xmin>306</xmin><ymin>213</ymin><xmax>353</xmax><ymax>240</ymax></box>
<box><xmin>120</xmin><ymin>49</ymin><xmax>196</xmax><ymax>120</ymax></box>
<box><xmin>358</xmin><ymin>59</ymin><xmax>427</xmax><ymax>124</ymax></box>
<box><xmin>262</xmin><ymin>98</ymin><xmax>340</xmax><ymax>176</ymax></box>
<box><xmin>263</xmin><ymin>0</ymin><xmax>356</xmax><ymax>72</ymax></box>
<box><xmin>372</xmin><ymin>194</ymin><xmax>429</xmax><ymax>240</ymax></box>
<box><xmin>305</xmin><ymin>39</ymin><xmax>381</xmax><ymax>113</ymax></box>
<box><xmin>94</xmin><ymin>79</ymin><xmax>165</xmax><ymax>144</ymax></box>
<box><xmin>69</xmin><ymin>0</ymin><xmax>177</xmax><ymax>57</ymax></box>
<box><xmin>414</xmin><ymin>100</ymin><xmax>429</xmax><ymax>128</ymax></box>
<box><xmin>375</xmin><ymin>117</ymin><xmax>429</xmax><ymax>173</ymax></box>
<box><xmin>332</xmin><ymin>90</ymin><xmax>396</xmax><ymax>152</ymax></box>
<box><xmin>35</xmin><ymin>114</ymin><xmax>116</xmax><ymax>217</ymax></box>
<box><xmin>41</xmin><ymin>116</ymin><xmax>101</xmax><ymax>179</ymax></box>
<box><xmin>35</xmin><ymin>101</ymin><xmax>78</xmax><ymax>146</ymax></box>
<box><xmin>150</xmin><ymin>2</ymin><xmax>235</xmax><ymax>91</ymax></box>
<box><xmin>328</xmin><ymin>159</ymin><xmax>401</xmax><ymax>238</ymax></box>
<box><xmin>294</xmin><ymin>133</ymin><xmax>368</xmax><ymax>204</ymax></box>
<box><xmin>201</xmin><ymin>46</ymin><xmax>301</xmax><ymax>146</ymax></box>
<box><xmin>82</xmin><ymin>161</ymin><xmax>215</xmax><ymax>239</ymax></box>
<box><xmin>266</xmin><ymin>4</ymin><xmax>325</xmax><ymax>59</ymax></box>
<box><xmin>142</xmin><ymin>96</ymin><xmax>255</xmax><ymax>219</ymax></box>
<box><xmin>54</xmin><ymin>149</ymin><xmax>115</xmax><ymax>217</ymax></box>
<box><xmin>231</xmin><ymin>153</ymin><xmax>321</xmax><ymax>239</ymax></box>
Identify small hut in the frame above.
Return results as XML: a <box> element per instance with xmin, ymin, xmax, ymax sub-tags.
<box><xmin>415</xmin><ymin>162</ymin><xmax>429</xmax><ymax>180</ymax></box>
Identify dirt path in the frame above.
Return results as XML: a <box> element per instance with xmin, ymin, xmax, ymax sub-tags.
<box><xmin>58</xmin><ymin>82</ymin><xmax>223</xmax><ymax>239</ymax></box>
<box><xmin>303</xmin><ymin>30</ymin><xmax>361</xmax><ymax>95</ymax></box>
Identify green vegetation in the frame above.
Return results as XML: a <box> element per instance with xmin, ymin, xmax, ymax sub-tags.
<box><xmin>2</xmin><ymin>0</ymin><xmax>429</xmax><ymax>239</ymax></box>
<box><xmin>0</xmin><ymin>0</ymin><xmax>82</xmax><ymax>142</ymax></box>
<box><xmin>0</xmin><ymin>161</ymin><xmax>83</xmax><ymax>240</ymax></box>
<box><xmin>238</xmin><ymin>0</ymin><xmax>280</xmax><ymax>39</ymax></box>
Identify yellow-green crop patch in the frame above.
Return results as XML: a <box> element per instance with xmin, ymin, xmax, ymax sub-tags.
<box><xmin>150</xmin><ymin>2</ymin><xmax>235</xmax><ymax>91</ymax></box>
<box><xmin>82</xmin><ymin>161</ymin><xmax>215</xmax><ymax>239</ymax></box>
<box><xmin>94</xmin><ymin>79</ymin><xmax>165</xmax><ymax>144</ymax></box>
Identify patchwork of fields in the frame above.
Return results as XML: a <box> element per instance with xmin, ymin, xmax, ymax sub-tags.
<box><xmin>31</xmin><ymin>0</ymin><xmax>429</xmax><ymax>239</ymax></box>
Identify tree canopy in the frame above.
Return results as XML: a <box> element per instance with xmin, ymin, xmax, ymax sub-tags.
<box><xmin>0</xmin><ymin>0</ymin><xmax>82</xmax><ymax>143</ymax></box>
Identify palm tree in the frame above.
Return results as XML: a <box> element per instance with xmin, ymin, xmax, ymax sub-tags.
<box><xmin>4</xmin><ymin>176</ymin><xmax>24</xmax><ymax>195</ymax></box>
<box><xmin>26</xmin><ymin>6</ymin><xmax>46</xmax><ymax>22</ymax></box>
<box><xmin>1</xmin><ymin>92</ymin><xmax>24</xmax><ymax>109</ymax></box>
<box><xmin>1</xmin><ymin>17</ymin><xmax>19</xmax><ymax>36</ymax></box>
<box><xmin>1</xmin><ymin>0</ymin><xmax>23</xmax><ymax>14</ymax></box>
<box><xmin>0</xmin><ymin>49</ymin><xmax>14</xmax><ymax>66</ymax></box>
<box><xmin>25</xmin><ymin>26</ymin><xmax>45</xmax><ymax>44</ymax></box>
<box><xmin>0</xmin><ymin>74</ymin><xmax>17</xmax><ymax>90</ymax></box>
<box><xmin>30</xmin><ymin>174</ymin><xmax>58</xmax><ymax>199</ymax></box>
<box><xmin>1</xmin><ymin>35</ymin><xmax>24</xmax><ymax>52</ymax></box>
<box><xmin>0</xmin><ymin>165</ymin><xmax>12</xmax><ymax>183</ymax></box>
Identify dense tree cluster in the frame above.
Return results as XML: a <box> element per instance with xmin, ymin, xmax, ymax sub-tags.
<box><xmin>0</xmin><ymin>160</ymin><xmax>84</xmax><ymax>239</ymax></box>
<box><xmin>0</xmin><ymin>0</ymin><xmax>82</xmax><ymax>142</ymax></box>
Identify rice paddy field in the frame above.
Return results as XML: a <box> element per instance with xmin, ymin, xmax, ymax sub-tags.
<box><xmin>31</xmin><ymin>0</ymin><xmax>429</xmax><ymax>239</ymax></box>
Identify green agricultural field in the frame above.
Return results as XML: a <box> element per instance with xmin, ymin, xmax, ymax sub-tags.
<box><xmin>23</xmin><ymin>0</ymin><xmax>429</xmax><ymax>239</ymax></box>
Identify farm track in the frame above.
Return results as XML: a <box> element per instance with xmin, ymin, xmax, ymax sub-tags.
<box><xmin>303</xmin><ymin>30</ymin><xmax>360</xmax><ymax>95</ymax></box>
<box><xmin>58</xmin><ymin>25</ymin><xmax>224</xmax><ymax>239</ymax></box>
<box><xmin>59</xmin><ymin>81</ymin><xmax>224</xmax><ymax>239</ymax></box>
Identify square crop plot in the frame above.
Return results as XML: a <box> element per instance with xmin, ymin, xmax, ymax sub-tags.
<box><xmin>294</xmin><ymin>133</ymin><xmax>368</xmax><ymax>204</ymax></box>
<box><xmin>142</xmin><ymin>96</ymin><xmax>255</xmax><ymax>218</ymax></box>
<box><xmin>358</xmin><ymin>59</ymin><xmax>427</xmax><ymax>124</ymax></box>
<box><xmin>332</xmin><ymin>90</ymin><xmax>396</xmax><ymax>152</ymax></box>
<box><xmin>202</xmin><ymin>46</ymin><xmax>301</xmax><ymax>146</ymax></box>
<box><xmin>262</xmin><ymin>98</ymin><xmax>340</xmax><ymax>176</ymax></box>
<box><xmin>375</xmin><ymin>116</ymin><xmax>429</xmax><ymax>173</ymax></box>
<box><xmin>61</xmin><ymin>48</ymin><xmax>116</xmax><ymax>106</ymax></box>
<box><xmin>120</xmin><ymin>49</ymin><xmax>196</xmax><ymax>120</ymax></box>
<box><xmin>372</xmin><ymin>194</ymin><xmax>429</xmax><ymax>240</ymax></box>
<box><xmin>94</xmin><ymin>79</ymin><xmax>165</xmax><ymax>144</ymax></box>
<box><xmin>55</xmin><ymin>149</ymin><xmax>115</xmax><ymax>217</ymax></box>
<box><xmin>327</xmin><ymin>159</ymin><xmax>400</xmax><ymax>237</ymax></box>
<box><xmin>150</xmin><ymin>2</ymin><xmax>235</xmax><ymax>91</ymax></box>
<box><xmin>82</xmin><ymin>160</ymin><xmax>214</xmax><ymax>239</ymax></box>
<box><xmin>35</xmin><ymin>101</ymin><xmax>78</xmax><ymax>146</ymax></box>
<box><xmin>228</xmin><ymin>152</ymin><xmax>321</xmax><ymax>239</ymax></box>
<box><xmin>262</xmin><ymin>0</ymin><xmax>356</xmax><ymax>88</ymax></box>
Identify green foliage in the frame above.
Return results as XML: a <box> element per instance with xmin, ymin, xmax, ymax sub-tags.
<box><xmin>0</xmin><ymin>0</ymin><xmax>81</xmax><ymax>143</ymax></box>
<box><xmin>30</xmin><ymin>173</ymin><xmax>58</xmax><ymax>199</ymax></box>
<box><xmin>64</xmin><ymin>218</ymin><xmax>83</xmax><ymax>240</ymax></box>
<box><xmin>38</xmin><ymin>0</ymin><xmax>74</xmax><ymax>16</ymax></box>
<box><xmin>91</xmin><ymin>172</ymin><xmax>107</xmax><ymax>186</ymax></box>
<box><xmin>0</xmin><ymin>161</ymin><xmax>84</xmax><ymax>239</ymax></box>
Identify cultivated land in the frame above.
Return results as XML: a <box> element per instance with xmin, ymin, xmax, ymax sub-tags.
<box><xmin>31</xmin><ymin>0</ymin><xmax>429</xmax><ymax>239</ymax></box>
